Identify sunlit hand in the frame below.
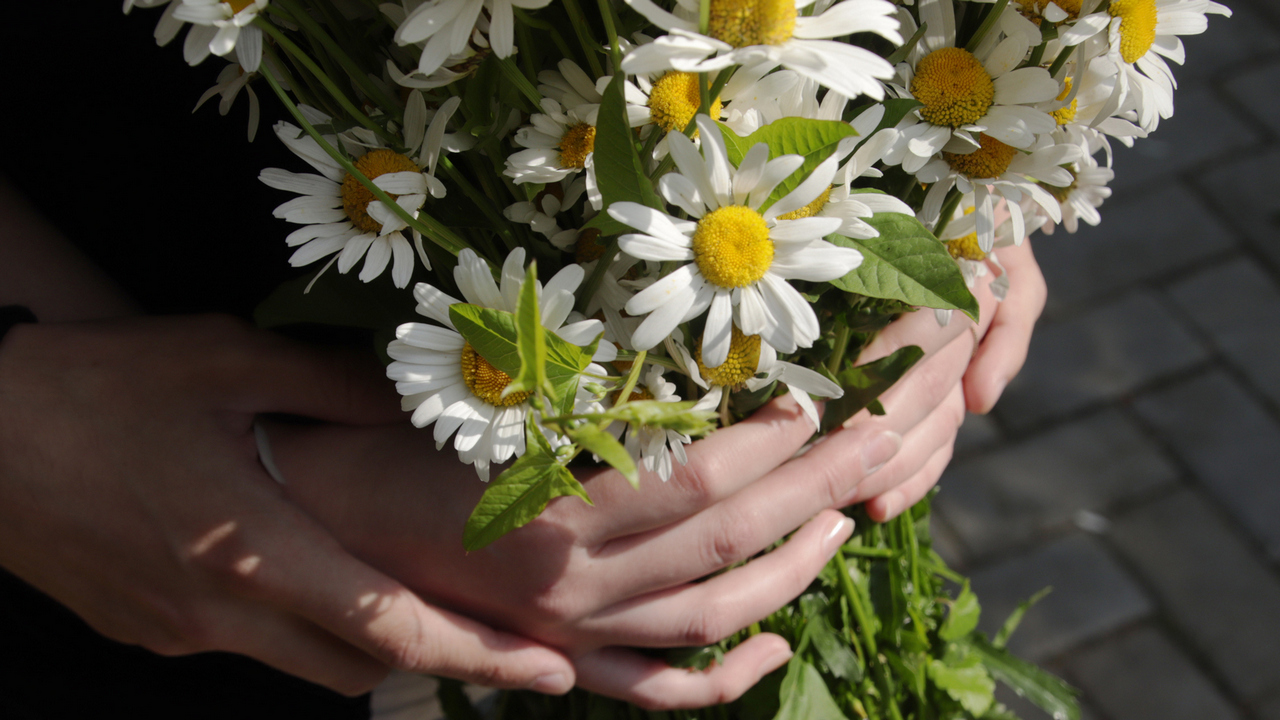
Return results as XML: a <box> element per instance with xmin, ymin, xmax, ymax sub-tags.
<box><xmin>0</xmin><ymin>315</ymin><xmax>576</xmax><ymax>697</ymax></box>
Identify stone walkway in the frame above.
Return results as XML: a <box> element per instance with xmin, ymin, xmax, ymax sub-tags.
<box><xmin>930</xmin><ymin>2</ymin><xmax>1280</xmax><ymax>717</ymax></box>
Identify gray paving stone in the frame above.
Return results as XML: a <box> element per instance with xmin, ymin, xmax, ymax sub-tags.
<box><xmin>1259</xmin><ymin>689</ymin><xmax>1280</xmax><ymax>720</ymax></box>
<box><xmin>969</xmin><ymin>533</ymin><xmax>1152</xmax><ymax>662</ymax></box>
<box><xmin>1110</xmin><ymin>85</ymin><xmax>1262</xmax><ymax>193</ymax></box>
<box><xmin>1066</xmin><ymin>624</ymin><xmax>1242</xmax><ymax>720</ymax></box>
<box><xmin>1199</xmin><ymin>148</ymin><xmax>1280</xmax><ymax>269</ymax></box>
<box><xmin>1108</xmin><ymin>489</ymin><xmax>1280</xmax><ymax>700</ymax></box>
<box><xmin>1225</xmin><ymin>60</ymin><xmax>1280</xmax><ymax>137</ymax></box>
<box><xmin>997</xmin><ymin>292</ymin><xmax>1209</xmax><ymax>426</ymax></box>
<box><xmin>1176</xmin><ymin>3</ymin><xmax>1280</xmax><ymax>84</ymax></box>
<box><xmin>1134</xmin><ymin>370</ymin><xmax>1280</xmax><ymax>560</ymax></box>
<box><xmin>930</xmin><ymin>513</ymin><xmax>969</xmax><ymax>570</ymax></box>
<box><xmin>955</xmin><ymin>412</ymin><xmax>1002</xmax><ymax>455</ymax></box>
<box><xmin>1037</xmin><ymin>184</ymin><xmax>1236</xmax><ymax>315</ymax></box>
<box><xmin>935</xmin><ymin>409</ymin><xmax>1178</xmax><ymax>557</ymax></box>
<box><xmin>1168</xmin><ymin>257</ymin><xmax>1280</xmax><ymax>408</ymax></box>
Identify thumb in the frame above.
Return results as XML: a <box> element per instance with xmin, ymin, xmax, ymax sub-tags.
<box><xmin>232</xmin><ymin>330</ymin><xmax>403</xmax><ymax>424</ymax></box>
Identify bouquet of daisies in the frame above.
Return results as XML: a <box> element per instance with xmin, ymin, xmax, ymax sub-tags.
<box><xmin>127</xmin><ymin>0</ymin><xmax>1228</xmax><ymax>715</ymax></box>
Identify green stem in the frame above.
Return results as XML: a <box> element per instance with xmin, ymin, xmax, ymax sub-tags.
<box><xmin>562</xmin><ymin>0</ymin><xmax>606</xmax><ymax>78</ymax></box>
<box><xmin>699</xmin><ymin>0</ymin><xmax>711</xmax><ymax>35</ymax></box>
<box><xmin>964</xmin><ymin>0</ymin><xmax>1010</xmax><ymax>52</ymax></box>
<box><xmin>885</xmin><ymin>21</ymin><xmax>927</xmax><ymax>66</ymax></box>
<box><xmin>254</xmin><ymin>18</ymin><xmax>399</xmax><ymax>145</ymax></box>
<box><xmin>611</xmin><ymin>350</ymin><xmax>647</xmax><ymax>415</ymax></box>
<box><xmin>834</xmin><ymin>551</ymin><xmax>877</xmax><ymax>656</ymax></box>
<box><xmin>261</xmin><ymin>43</ymin><xmax>319</xmax><ymax>110</ymax></box>
<box><xmin>498</xmin><ymin>55</ymin><xmax>544</xmax><ymax>110</ymax></box>
<box><xmin>575</xmin><ymin>237</ymin><xmax>619</xmax><ymax>313</ymax></box>
<box><xmin>260</xmin><ymin>66</ymin><xmax>475</xmax><ymax>258</ymax></box>
<box><xmin>1047</xmin><ymin>43</ymin><xmax>1076</xmax><ymax>77</ymax></box>
<box><xmin>440</xmin><ymin>157</ymin><xmax>520</xmax><ymax>253</ymax></box>
<box><xmin>931</xmin><ymin>186</ymin><xmax>963</xmax><ymax>238</ymax></box>
<box><xmin>827</xmin><ymin>322</ymin><xmax>852</xmax><ymax>375</ymax></box>
<box><xmin>1025</xmin><ymin>41</ymin><xmax>1047</xmax><ymax>69</ymax></box>
<box><xmin>272</xmin><ymin>0</ymin><xmax>403</xmax><ymax>116</ymax></box>
<box><xmin>615</xmin><ymin>349</ymin><xmax>681</xmax><ymax>370</ymax></box>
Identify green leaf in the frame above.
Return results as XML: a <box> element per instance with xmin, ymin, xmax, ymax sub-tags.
<box><xmin>716</xmin><ymin>117</ymin><xmax>858</xmax><ymax>211</ymax></box>
<box><xmin>994</xmin><ymin>587</ymin><xmax>1051</xmax><ymax>649</ymax></box>
<box><xmin>808</xmin><ymin>613</ymin><xmax>862</xmax><ymax>681</ymax></box>
<box><xmin>821</xmin><ymin>345</ymin><xmax>925</xmax><ymax>433</ymax></box>
<box><xmin>774</xmin><ymin>659</ymin><xmax>849</xmax><ymax>720</ymax></box>
<box><xmin>594</xmin><ymin>72</ymin><xmax>664</xmax><ymax>221</ymax></box>
<box><xmin>829</xmin><ymin>214</ymin><xmax>979</xmax><ymax>321</ymax></box>
<box><xmin>967</xmin><ymin>635</ymin><xmax>1081</xmax><ymax>720</ymax></box>
<box><xmin>584</xmin><ymin>400</ymin><xmax>718</xmax><ymax>435</ymax></box>
<box><xmin>567</xmin><ymin>422</ymin><xmax>638</xmax><ymax>487</ymax></box>
<box><xmin>450</xmin><ymin>304</ymin><xmax>522</xmax><ymax>376</ymax></box>
<box><xmin>928</xmin><ymin>650</ymin><xmax>995</xmax><ymax>716</ymax></box>
<box><xmin>939</xmin><ymin>581</ymin><xmax>981</xmax><ymax>641</ymax></box>
<box><xmin>463</xmin><ymin>414</ymin><xmax>592</xmax><ymax>551</ymax></box>
<box><xmin>449</xmin><ymin>303</ymin><xmax>597</xmax><ymax>416</ymax></box>
<box><xmin>507</xmin><ymin>262</ymin><xmax>554</xmax><ymax>400</ymax></box>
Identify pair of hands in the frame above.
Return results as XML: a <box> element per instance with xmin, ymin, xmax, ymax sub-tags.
<box><xmin>0</xmin><ymin>241</ymin><xmax>1044</xmax><ymax>709</ymax></box>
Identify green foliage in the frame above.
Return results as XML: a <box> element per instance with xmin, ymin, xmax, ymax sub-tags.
<box><xmin>463</xmin><ymin>413</ymin><xmax>592</xmax><ymax>551</ymax></box>
<box><xmin>506</xmin><ymin>262</ymin><xmax>555</xmax><ymax>400</ymax></box>
<box><xmin>968</xmin><ymin>635</ymin><xmax>1081</xmax><ymax>720</ymax></box>
<box><xmin>829</xmin><ymin>212</ymin><xmax>980</xmax><ymax>321</ymax></box>
<box><xmin>580</xmin><ymin>400</ymin><xmax>718</xmax><ymax>435</ymax></box>
<box><xmin>940</xmin><ymin>581</ymin><xmax>981</xmax><ymax>641</ymax></box>
<box><xmin>566</xmin><ymin>422</ymin><xmax>638</xmax><ymax>487</ymax></box>
<box><xmin>929</xmin><ymin>646</ymin><xmax>996</xmax><ymax>716</ymax></box>
<box><xmin>589</xmin><ymin>72</ymin><xmax>665</xmax><ymax>237</ymax></box>
<box><xmin>994</xmin><ymin>587</ymin><xmax>1051</xmax><ymax>649</ymax></box>
<box><xmin>820</xmin><ymin>345</ymin><xmax>925</xmax><ymax>433</ymax></box>
<box><xmin>716</xmin><ymin>118</ymin><xmax>859</xmax><ymax>212</ymax></box>
<box><xmin>774</xmin><ymin>659</ymin><xmax>849</xmax><ymax>720</ymax></box>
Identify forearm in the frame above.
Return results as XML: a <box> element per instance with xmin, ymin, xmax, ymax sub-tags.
<box><xmin>0</xmin><ymin>177</ymin><xmax>139</xmax><ymax>321</ymax></box>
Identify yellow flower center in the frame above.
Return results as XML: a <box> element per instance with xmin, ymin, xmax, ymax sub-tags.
<box><xmin>225</xmin><ymin>0</ymin><xmax>255</xmax><ymax>14</ymax></box>
<box><xmin>341</xmin><ymin>149</ymin><xmax>421</xmax><ymax>234</ymax></box>
<box><xmin>1051</xmin><ymin>77</ymin><xmax>1078</xmax><ymax>125</ymax></box>
<box><xmin>1040</xmin><ymin>168</ymin><xmax>1078</xmax><ymax>203</ymax></box>
<box><xmin>612</xmin><ymin>385</ymin><xmax>656</xmax><ymax>405</ymax></box>
<box><xmin>946</xmin><ymin>233</ymin><xmax>987</xmax><ymax>261</ymax></box>
<box><xmin>777</xmin><ymin>187</ymin><xmax>832</xmax><ymax>220</ymax></box>
<box><xmin>696</xmin><ymin>326</ymin><xmax>762</xmax><ymax>386</ymax></box>
<box><xmin>558</xmin><ymin>123</ymin><xmax>596</xmax><ymax>169</ymax></box>
<box><xmin>708</xmin><ymin>0</ymin><xmax>797</xmax><ymax>48</ymax></box>
<box><xmin>944</xmin><ymin>134</ymin><xmax>1017</xmax><ymax>179</ymax></box>
<box><xmin>574</xmin><ymin>228</ymin><xmax>605</xmax><ymax>264</ymax></box>
<box><xmin>648</xmin><ymin>72</ymin><xmax>724</xmax><ymax>133</ymax></box>
<box><xmin>692</xmin><ymin>205</ymin><xmax>774</xmax><ymax>289</ymax></box>
<box><xmin>1109</xmin><ymin>0</ymin><xmax>1158</xmax><ymax>63</ymax></box>
<box><xmin>911</xmin><ymin>48</ymin><xmax>996</xmax><ymax>128</ymax></box>
<box><xmin>460</xmin><ymin>343</ymin><xmax>529</xmax><ymax>406</ymax></box>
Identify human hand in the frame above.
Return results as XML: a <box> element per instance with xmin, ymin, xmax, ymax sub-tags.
<box><xmin>846</xmin><ymin>236</ymin><xmax>1046</xmax><ymax>521</ymax></box>
<box><xmin>0</xmin><ymin>315</ymin><xmax>575</xmax><ymax>696</ymax></box>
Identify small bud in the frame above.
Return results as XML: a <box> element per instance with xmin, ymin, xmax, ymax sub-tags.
<box><xmin>584</xmin><ymin>383</ymin><xmax>607</xmax><ymax>397</ymax></box>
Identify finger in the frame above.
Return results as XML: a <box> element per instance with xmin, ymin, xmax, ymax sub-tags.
<box><xmin>964</xmin><ymin>240</ymin><xmax>1046</xmax><ymax>413</ymax></box>
<box><xmin>865</xmin><ymin>440</ymin><xmax>956</xmax><ymax>522</ymax></box>
<box><xmin>573</xmin><ymin>634</ymin><xmax>793</xmax><ymax>711</ymax></box>
<box><xmin>194</xmin><ymin>469</ymin><xmax>575</xmax><ymax>692</ymax></box>
<box><xmin>573</xmin><ymin>394</ymin><xmax>818</xmax><ymax>544</ymax></box>
<box><xmin>580</xmin><ymin>511</ymin><xmax>852</xmax><ymax>647</ymax></box>
<box><xmin>848</xmin><ymin>382</ymin><xmax>965</xmax><ymax>506</ymax></box>
<box><xmin>205</xmin><ymin>605</ymin><xmax>391</xmax><ymax>696</ymax></box>
<box><xmin>843</xmin><ymin>322</ymin><xmax>973</xmax><ymax>433</ymax></box>
<box><xmin>209</xmin><ymin>318</ymin><xmax>402</xmax><ymax>424</ymax></box>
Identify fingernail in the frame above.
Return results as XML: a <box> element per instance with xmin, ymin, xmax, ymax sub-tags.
<box><xmin>861</xmin><ymin>431</ymin><xmax>902</xmax><ymax>475</ymax></box>
<box><xmin>529</xmin><ymin>673</ymin><xmax>571</xmax><ymax>695</ymax></box>
<box><xmin>824</xmin><ymin>517</ymin><xmax>853</xmax><ymax>559</ymax></box>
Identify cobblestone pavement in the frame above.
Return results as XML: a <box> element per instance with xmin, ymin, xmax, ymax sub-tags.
<box><xmin>930</xmin><ymin>2</ymin><xmax>1280</xmax><ymax>717</ymax></box>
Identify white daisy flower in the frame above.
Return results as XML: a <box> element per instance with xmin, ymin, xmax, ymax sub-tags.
<box><xmin>1039</xmin><ymin>126</ymin><xmax>1114</xmax><ymax>234</ymax></box>
<box><xmin>676</xmin><ymin>327</ymin><xmax>843</xmax><ymax>430</ymax></box>
<box><xmin>882</xmin><ymin>0</ymin><xmax>1062</xmax><ymax>174</ymax></box>
<box><xmin>173</xmin><ymin>0</ymin><xmax>268</xmax><ymax>72</ymax></box>
<box><xmin>387</xmin><ymin>248</ymin><xmax>611</xmax><ymax>480</ymax></box>
<box><xmin>620</xmin><ymin>0</ymin><xmax>902</xmax><ymax>103</ymax></box>
<box><xmin>258</xmin><ymin>96</ymin><xmax>461</xmax><ymax>288</ymax></box>
<box><xmin>392</xmin><ymin>0</ymin><xmax>552</xmax><ymax>79</ymax></box>
<box><xmin>505</xmin><ymin>99</ymin><xmax>603</xmax><ymax>209</ymax></box>
<box><xmin>609</xmin><ymin>115</ymin><xmax>863</xmax><ymax>366</ymax></box>
<box><xmin>193</xmin><ymin>60</ymin><xmax>262</xmax><ymax>141</ymax></box>
<box><xmin>124</xmin><ymin>0</ymin><xmax>187</xmax><ymax>46</ymax></box>
<box><xmin>384</xmin><ymin>8</ymin><xmax>493</xmax><ymax>91</ymax></box>
<box><xmin>933</xmin><ymin>201</ymin><xmax>1016</xmax><ymax>325</ymax></box>
<box><xmin>1060</xmin><ymin>0</ymin><xmax>1231</xmax><ymax>132</ymax></box>
<box><xmin>915</xmin><ymin>130</ymin><xmax>1082</xmax><ymax>251</ymax></box>
<box><xmin>503</xmin><ymin>178</ymin><xmax>590</xmax><ymax>245</ymax></box>
<box><xmin>607</xmin><ymin>366</ymin><xmax>691</xmax><ymax>481</ymax></box>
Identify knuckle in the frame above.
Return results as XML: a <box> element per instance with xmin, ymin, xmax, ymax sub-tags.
<box><xmin>670</xmin><ymin>454</ymin><xmax>723</xmax><ymax>508</ymax></box>
<box><xmin>681</xmin><ymin>599</ymin><xmax>733</xmax><ymax>645</ymax></box>
<box><xmin>374</xmin><ymin>630</ymin><xmax>431</xmax><ymax>672</ymax></box>
<box><xmin>702</xmin><ymin>507</ymin><xmax>758</xmax><ymax>569</ymax></box>
<box><xmin>527</xmin><ymin>584</ymin><xmax>581</xmax><ymax>625</ymax></box>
